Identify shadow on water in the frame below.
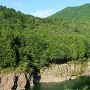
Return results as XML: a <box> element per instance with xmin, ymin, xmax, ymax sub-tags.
<box><xmin>12</xmin><ymin>75</ymin><xmax>90</xmax><ymax>90</ymax></box>
<box><xmin>32</xmin><ymin>84</ymin><xmax>41</xmax><ymax>90</ymax></box>
<box><xmin>11</xmin><ymin>75</ymin><xmax>18</xmax><ymax>90</ymax></box>
<box><xmin>32</xmin><ymin>67</ymin><xmax>41</xmax><ymax>85</ymax></box>
<box><xmin>25</xmin><ymin>74</ymin><xmax>30</xmax><ymax>90</ymax></box>
<box><xmin>28</xmin><ymin>79</ymin><xmax>77</xmax><ymax>90</ymax></box>
<box><xmin>20</xmin><ymin>66</ymin><xmax>41</xmax><ymax>90</ymax></box>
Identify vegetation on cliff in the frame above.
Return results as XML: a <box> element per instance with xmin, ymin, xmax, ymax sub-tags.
<box><xmin>65</xmin><ymin>76</ymin><xmax>90</xmax><ymax>90</ymax></box>
<box><xmin>0</xmin><ymin>4</ymin><xmax>90</xmax><ymax>73</ymax></box>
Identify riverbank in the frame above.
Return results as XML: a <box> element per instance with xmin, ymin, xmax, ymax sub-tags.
<box><xmin>0</xmin><ymin>62</ymin><xmax>90</xmax><ymax>90</ymax></box>
<box><xmin>40</xmin><ymin>62</ymin><xmax>90</xmax><ymax>82</ymax></box>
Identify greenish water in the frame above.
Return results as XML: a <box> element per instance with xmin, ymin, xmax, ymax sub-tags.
<box><xmin>30</xmin><ymin>80</ymin><xmax>75</xmax><ymax>90</ymax></box>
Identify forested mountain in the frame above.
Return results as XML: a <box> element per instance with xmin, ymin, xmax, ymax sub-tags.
<box><xmin>50</xmin><ymin>3</ymin><xmax>90</xmax><ymax>23</ymax></box>
<box><xmin>50</xmin><ymin>3</ymin><xmax>90</xmax><ymax>35</ymax></box>
<box><xmin>0</xmin><ymin>4</ymin><xmax>90</xmax><ymax>73</ymax></box>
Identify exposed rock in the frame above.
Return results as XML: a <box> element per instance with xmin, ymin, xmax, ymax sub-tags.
<box><xmin>0</xmin><ymin>73</ymin><xmax>14</xmax><ymax>90</ymax></box>
<box><xmin>0</xmin><ymin>62</ymin><xmax>90</xmax><ymax>89</ymax></box>
<box><xmin>40</xmin><ymin>64</ymin><xmax>81</xmax><ymax>82</ymax></box>
<box><xmin>17</xmin><ymin>73</ymin><xmax>26</xmax><ymax>90</ymax></box>
<box><xmin>82</xmin><ymin>62</ymin><xmax>90</xmax><ymax>76</ymax></box>
<box><xmin>40</xmin><ymin>62</ymin><xmax>90</xmax><ymax>83</ymax></box>
<box><xmin>0</xmin><ymin>73</ymin><xmax>34</xmax><ymax>90</ymax></box>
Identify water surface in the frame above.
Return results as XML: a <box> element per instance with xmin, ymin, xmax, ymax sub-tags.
<box><xmin>30</xmin><ymin>80</ymin><xmax>75</xmax><ymax>90</ymax></box>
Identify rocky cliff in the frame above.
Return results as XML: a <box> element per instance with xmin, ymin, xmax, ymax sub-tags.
<box><xmin>40</xmin><ymin>62</ymin><xmax>90</xmax><ymax>82</ymax></box>
<box><xmin>0</xmin><ymin>62</ymin><xmax>90</xmax><ymax>90</ymax></box>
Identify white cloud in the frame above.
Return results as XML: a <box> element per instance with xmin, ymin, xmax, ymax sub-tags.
<box><xmin>31</xmin><ymin>9</ymin><xmax>54</xmax><ymax>18</ymax></box>
<box><xmin>13</xmin><ymin>1</ymin><xmax>23</xmax><ymax>6</ymax></box>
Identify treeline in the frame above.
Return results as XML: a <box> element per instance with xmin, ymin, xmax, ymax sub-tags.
<box><xmin>0</xmin><ymin>6</ymin><xmax>90</xmax><ymax>72</ymax></box>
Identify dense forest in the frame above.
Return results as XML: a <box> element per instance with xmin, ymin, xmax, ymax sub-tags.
<box><xmin>0</xmin><ymin>4</ymin><xmax>90</xmax><ymax>73</ymax></box>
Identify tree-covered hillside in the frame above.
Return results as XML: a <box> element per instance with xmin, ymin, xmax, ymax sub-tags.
<box><xmin>50</xmin><ymin>3</ymin><xmax>90</xmax><ymax>36</ymax></box>
<box><xmin>50</xmin><ymin>3</ymin><xmax>90</xmax><ymax>39</ymax></box>
<box><xmin>0</xmin><ymin>5</ymin><xmax>90</xmax><ymax>73</ymax></box>
<box><xmin>50</xmin><ymin>3</ymin><xmax>90</xmax><ymax>23</ymax></box>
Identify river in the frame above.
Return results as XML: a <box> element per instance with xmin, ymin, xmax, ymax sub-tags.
<box><xmin>29</xmin><ymin>79</ymin><xmax>75</xmax><ymax>90</ymax></box>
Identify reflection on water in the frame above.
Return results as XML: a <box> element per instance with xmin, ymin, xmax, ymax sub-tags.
<box><xmin>23</xmin><ymin>76</ymin><xmax>90</xmax><ymax>90</ymax></box>
<box><xmin>28</xmin><ymin>79</ymin><xmax>75</xmax><ymax>90</ymax></box>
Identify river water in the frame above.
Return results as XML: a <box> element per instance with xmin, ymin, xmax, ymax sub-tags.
<box><xmin>29</xmin><ymin>80</ymin><xmax>75</xmax><ymax>90</ymax></box>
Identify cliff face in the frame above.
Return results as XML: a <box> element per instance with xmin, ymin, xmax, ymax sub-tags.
<box><xmin>0</xmin><ymin>73</ymin><xmax>34</xmax><ymax>90</ymax></box>
<box><xmin>40</xmin><ymin>62</ymin><xmax>90</xmax><ymax>83</ymax></box>
<box><xmin>0</xmin><ymin>63</ymin><xmax>90</xmax><ymax>90</ymax></box>
<box><xmin>0</xmin><ymin>73</ymin><xmax>27</xmax><ymax>90</ymax></box>
<box><xmin>40</xmin><ymin>64</ymin><xmax>81</xmax><ymax>82</ymax></box>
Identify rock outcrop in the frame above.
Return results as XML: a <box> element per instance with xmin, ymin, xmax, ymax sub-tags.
<box><xmin>0</xmin><ymin>62</ymin><xmax>90</xmax><ymax>90</ymax></box>
<box><xmin>40</xmin><ymin>62</ymin><xmax>90</xmax><ymax>82</ymax></box>
<box><xmin>40</xmin><ymin>64</ymin><xmax>81</xmax><ymax>82</ymax></box>
<box><xmin>0</xmin><ymin>73</ymin><xmax>33</xmax><ymax>90</ymax></box>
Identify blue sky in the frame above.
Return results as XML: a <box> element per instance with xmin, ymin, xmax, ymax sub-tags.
<box><xmin>0</xmin><ymin>0</ymin><xmax>90</xmax><ymax>18</ymax></box>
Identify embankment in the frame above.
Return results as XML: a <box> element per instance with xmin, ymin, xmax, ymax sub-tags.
<box><xmin>0</xmin><ymin>62</ymin><xmax>90</xmax><ymax>90</ymax></box>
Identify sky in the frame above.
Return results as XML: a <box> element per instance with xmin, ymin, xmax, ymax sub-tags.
<box><xmin>0</xmin><ymin>0</ymin><xmax>90</xmax><ymax>18</ymax></box>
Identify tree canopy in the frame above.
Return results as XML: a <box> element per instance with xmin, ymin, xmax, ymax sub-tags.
<box><xmin>0</xmin><ymin>5</ymin><xmax>90</xmax><ymax>72</ymax></box>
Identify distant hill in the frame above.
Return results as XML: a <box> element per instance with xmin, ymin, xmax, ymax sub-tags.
<box><xmin>0</xmin><ymin>5</ymin><xmax>90</xmax><ymax>73</ymax></box>
<box><xmin>50</xmin><ymin>3</ymin><xmax>90</xmax><ymax>23</ymax></box>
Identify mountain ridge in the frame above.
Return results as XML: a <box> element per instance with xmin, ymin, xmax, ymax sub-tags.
<box><xmin>0</xmin><ymin>4</ymin><xmax>90</xmax><ymax>75</ymax></box>
<box><xmin>49</xmin><ymin>3</ymin><xmax>90</xmax><ymax>23</ymax></box>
